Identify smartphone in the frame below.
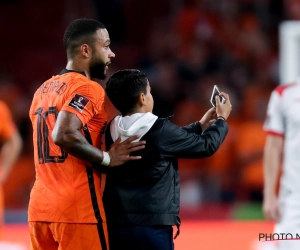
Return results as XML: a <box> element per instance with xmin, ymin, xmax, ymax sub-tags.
<box><xmin>210</xmin><ymin>85</ymin><xmax>225</xmax><ymax>107</ymax></box>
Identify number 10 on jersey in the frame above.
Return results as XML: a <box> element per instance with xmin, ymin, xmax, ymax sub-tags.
<box><xmin>34</xmin><ymin>106</ymin><xmax>68</xmax><ymax>164</ymax></box>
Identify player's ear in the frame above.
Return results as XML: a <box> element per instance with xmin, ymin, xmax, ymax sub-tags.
<box><xmin>80</xmin><ymin>44</ymin><xmax>90</xmax><ymax>58</ymax></box>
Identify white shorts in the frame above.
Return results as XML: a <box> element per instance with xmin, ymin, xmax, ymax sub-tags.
<box><xmin>274</xmin><ymin>193</ymin><xmax>300</xmax><ymax>250</ymax></box>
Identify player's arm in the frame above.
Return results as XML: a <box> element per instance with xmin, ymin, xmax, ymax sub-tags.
<box><xmin>263</xmin><ymin>134</ymin><xmax>283</xmax><ymax>221</ymax></box>
<box><xmin>52</xmin><ymin>111</ymin><xmax>146</xmax><ymax>167</ymax></box>
<box><xmin>0</xmin><ymin>131</ymin><xmax>22</xmax><ymax>184</ymax></box>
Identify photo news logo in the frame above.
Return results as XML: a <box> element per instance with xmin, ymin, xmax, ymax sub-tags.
<box><xmin>259</xmin><ymin>233</ymin><xmax>300</xmax><ymax>242</ymax></box>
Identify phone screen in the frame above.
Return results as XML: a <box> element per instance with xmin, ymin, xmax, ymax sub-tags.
<box><xmin>210</xmin><ymin>85</ymin><xmax>225</xmax><ymax>107</ymax></box>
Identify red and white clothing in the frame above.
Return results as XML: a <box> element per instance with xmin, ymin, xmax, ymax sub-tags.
<box><xmin>263</xmin><ymin>81</ymin><xmax>300</xmax><ymax>195</ymax></box>
<box><xmin>263</xmin><ymin>80</ymin><xmax>300</xmax><ymax>250</ymax></box>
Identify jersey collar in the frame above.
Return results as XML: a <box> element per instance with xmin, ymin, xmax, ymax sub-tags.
<box><xmin>60</xmin><ymin>69</ymin><xmax>86</xmax><ymax>76</ymax></box>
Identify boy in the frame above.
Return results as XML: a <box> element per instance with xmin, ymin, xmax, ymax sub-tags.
<box><xmin>103</xmin><ymin>69</ymin><xmax>232</xmax><ymax>250</ymax></box>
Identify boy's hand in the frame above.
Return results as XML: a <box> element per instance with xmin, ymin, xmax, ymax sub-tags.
<box><xmin>199</xmin><ymin>108</ymin><xmax>217</xmax><ymax>131</ymax></box>
<box><xmin>216</xmin><ymin>92</ymin><xmax>232</xmax><ymax>120</ymax></box>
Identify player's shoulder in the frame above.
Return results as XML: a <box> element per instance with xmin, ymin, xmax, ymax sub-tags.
<box><xmin>273</xmin><ymin>81</ymin><xmax>298</xmax><ymax>97</ymax></box>
<box><xmin>63</xmin><ymin>73</ymin><xmax>104</xmax><ymax>92</ymax></box>
<box><xmin>0</xmin><ymin>100</ymin><xmax>6</xmax><ymax>107</ymax></box>
<box><xmin>59</xmin><ymin>72</ymin><xmax>89</xmax><ymax>84</ymax></box>
<box><xmin>0</xmin><ymin>100</ymin><xmax>9</xmax><ymax>112</ymax></box>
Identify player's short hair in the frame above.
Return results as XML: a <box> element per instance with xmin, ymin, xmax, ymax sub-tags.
<box><xmin>63</xmin><ymin>18</ymin><xmax>106</xmax><ymax>58</ymax></box>
<box><xmin>106</xmin><ymin>69</ymin><xmax>148</xmax><ymax>114</ymax></box>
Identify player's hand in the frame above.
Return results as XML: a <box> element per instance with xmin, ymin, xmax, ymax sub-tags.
<box><xmin>263</xmin><ymin>195</ymin><xmax>280</xmax><ymax>222</ymax></box>
<box><xmin>216</xmin><ymin>92</ymin><xmax>231</xmax><ymax>120</ymax></box>
<box><xmin>107</xmin><ymin>135</ymin><xmax>146</xmax><ymax>167</ymax></box>
<box><xmin>199</xmin><ymin>108</ymin><xmax>217</xmax><ymax>131</ymax></box>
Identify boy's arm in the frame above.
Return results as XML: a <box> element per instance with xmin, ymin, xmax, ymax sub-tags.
<box><xmin>181</xmin><ymin>122</ymin><xmax>202</xmax><ymax>134</ymax></box>
<box><xmin>180</xmin><ymin>107</ymin><xmax>222</xmax><ymax>134</ymax></box>
<box><xmin>160</xmin><ymin>118</ymin><xmax>228</xmax><ymax>158</ymax></box>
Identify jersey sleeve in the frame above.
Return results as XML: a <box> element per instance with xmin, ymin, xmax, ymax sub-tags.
<box><xmin>263</xmin><ymin>90</ymin><xmax>284</xmax><ymax>136</ymax></box>
<box><xmin>0</xmin><ymin>101</ymin><xmax>17</xmax><ymax>140</ymax></box>
<box><xmin>61</xmin><ymin>82</ymin><xmax>105</xmax><ymax>126</ymax></box>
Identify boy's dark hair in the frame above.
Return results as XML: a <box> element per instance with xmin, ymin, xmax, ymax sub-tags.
<box><xmin>63</xmin><ymin>18</ymin><xmax>106</xmax><ymax>58</ymax></box>
<box><xmin>106</xmin><ymin>69</ymin><xmax>148</xmax><ymax>114</ymax></box>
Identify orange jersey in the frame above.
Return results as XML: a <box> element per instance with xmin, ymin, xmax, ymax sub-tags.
<box><xmin>0</xmin><ymin>101</ymin><xmax>17</xmax><ymax>141</ymax></box>
<box><xmin>28</xmin><ymin>70</ymin><xmax>107</xmax><ymax>223</ymax></box>
<box><xmin>0</xmin><ymin>101</ymin><xmax>17</xmax><ymax>239</ymax></box>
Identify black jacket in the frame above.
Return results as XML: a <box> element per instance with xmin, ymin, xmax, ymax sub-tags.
<box><xmin>103</xmin><ymin>118</ymin><xmax>228</xmax><ymax>226</ymax></box>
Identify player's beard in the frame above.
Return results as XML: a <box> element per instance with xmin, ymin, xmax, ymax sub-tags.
<box><xmin>89</xmin><ymin>56</ymin><xmax>107</xmax><ymax>80</ymax></box>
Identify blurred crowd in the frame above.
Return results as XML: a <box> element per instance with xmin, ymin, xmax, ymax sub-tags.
<box><xmin>0</xmin><ymin>0</ymin><xmax>296</xmax><ymax>209</ymax></box>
